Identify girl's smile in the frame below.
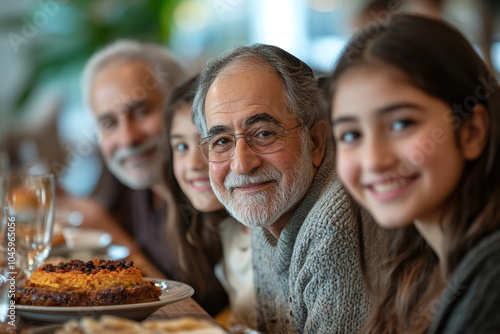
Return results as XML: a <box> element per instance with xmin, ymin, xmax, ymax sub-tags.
<box><xmin>364</xmin><ymin>174</ymin><xmax>419</xmax><ymax>201</ymax></box>
<box><xmin>187</xmin><ymin>176</ymin><xmax>213</xmax><ymax>193</ymax></box>
<box><xmin>170</xmin><ymin>104</ymin><xmax>224</xmax><ymax>213</ymax></box>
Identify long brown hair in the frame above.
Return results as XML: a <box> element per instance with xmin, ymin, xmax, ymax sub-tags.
<box><xmin>327</xmin><ymin>14</ymin><xmax>500</xmax><ymax>333</ymax></box>
<box><xmin>163</xmin><ymin>75</ymin><xmax>227</xmax><ymax>303</ymax></box>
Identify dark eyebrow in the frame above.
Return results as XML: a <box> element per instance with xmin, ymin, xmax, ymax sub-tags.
<box><xmin>243</xmin><ymin>113</ymin><xmax>279</xmax><ymax>127</ymax></box>
<box><xmin>333</xmin><ymin>102</ymin><xmax>424</xmax><ymax>127</ymax></box>
<box><xmin>206</xmin><ymin>113</ymin><xmax>280</xmax><ymax>137</ymax></box>
<box><xmin>97</xmin><ymin>113</ymin><xmax>114</xmax><ymax>124</ymax></box>
<box><xmin>96</xmin><ymin>100</ymin><xmax>149</xmax><ymax>123</ymax></box>
<box><xmin>207</xmin><ymin>125</ymin><xmax>231</xmax><ymax>137</ymax></box>
<box><xmin>332</xmin><ymin>115</ymin><xmax>356</xmax><ymax>127</ymax></box>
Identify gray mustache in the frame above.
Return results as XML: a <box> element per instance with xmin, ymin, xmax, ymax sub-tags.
<box><xmin>112</xmin><ymin>140</ymin><xmax>158</xmax><ymax>164</ymax></box>
<box><xmin>223</xmin><ymin>166</ymin><xmax>281</xmax><ymax>190</ymax></box>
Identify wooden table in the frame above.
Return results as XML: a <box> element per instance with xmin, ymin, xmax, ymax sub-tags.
<box><xmin>17</xmin><ymin>298</ymin><xmax>219</xmax><ymax>333</ymax></box>
<box><xmin>13</xmin><ymin>197</ymin><xmax>222</xmax><ymax>333</ymax></box>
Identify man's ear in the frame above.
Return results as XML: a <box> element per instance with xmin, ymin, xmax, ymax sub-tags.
<box><xmin>309</xmin><ymin>119</ymin><xmax>329</xmax><ymax>169</ymax></box>
<box><xmin>460</xmin><ymin>104</ymin><xmax>489</xmax><ymax>161</ymax></box>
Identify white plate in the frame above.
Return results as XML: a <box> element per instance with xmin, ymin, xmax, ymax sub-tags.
<box><xmin>62</xmin><ymin>228</ymin><xmax>112</xmax><ymax>250</ymax></box>
<box><xmin>16</xmin><ymin>279</ymin><xmax>194</xmax><ymax>324</ymax></box>
<box><xmin>47</xmin><ymin>244</ymin><xmax>130</xmax><ymax>263</ymax></box>
<box><xmin>49</xmin><ymin>228</ymin><xmax>113</xmax><ymax>258</ymax></box>
<box><xmin>55</xmin><ymin>210</ymin><xmax>83</xmax><ymax>227</ymax></box>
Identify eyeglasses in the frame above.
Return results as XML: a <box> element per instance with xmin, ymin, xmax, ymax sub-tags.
<box><xmin>199</xmin><ymin>124</ymin><xmax>302</xmax><ymax>162</ymax></box>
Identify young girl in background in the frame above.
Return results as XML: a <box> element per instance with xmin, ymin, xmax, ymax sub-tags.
<box><xmin>328</xmin><ymin>14</ymin><xmax>500</xmax><ymax>333</ymax></box>
<box><xmin>164</xmin><ymin>76</ymin><xmax>257</xmax><ymax>330</ymax></box>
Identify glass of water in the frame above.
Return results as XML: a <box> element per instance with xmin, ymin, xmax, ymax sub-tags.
<box><xmin>0</xmin><ymin>174</ymin><xmax>56</xmax><ymax>279</ymax></box>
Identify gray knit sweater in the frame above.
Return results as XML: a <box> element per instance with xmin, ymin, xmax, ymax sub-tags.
<box><xmin>251</xmin><ymin>142</ymin><xmax>371</xmax><ymax>334</ymax></box>
<box><xmin>428</xmin><ymin>229</ymin><xmax>500</xmax><ymax>334</ymax></box>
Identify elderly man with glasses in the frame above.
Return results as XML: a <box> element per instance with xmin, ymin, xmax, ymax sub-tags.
<box><xmin>192</xmin><ymin>44</ymin><xmax>371</xmax><ymax>334</ymax></box>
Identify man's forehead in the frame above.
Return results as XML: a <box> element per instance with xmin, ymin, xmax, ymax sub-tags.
<box><xmin>100</xmin><ymin>58</ymin><xmax>151</xmax><ymax>76</ymax></box>
<box><xmin>92</xmin><ymin>59</ymin><xmax>159</xmax><ymax>93</ymax></box>
<box><xmin>92</xmin><ymin>93</ymin><xmax>155</xmax><ymax>117</ymax></box>
<box><xmin>91</xmin><ymin>60</ymin><xmax>164</xmax><ymax>114</ymax></box>
<box><xmin>219</xmin><ymin>57</ymin><xmax>270</xmax><ymax>75</ymax></box>
<box><xmin>205</xmin><ymin>64</ymin><xmax>288</xmax><ymax>122</ymax></box>
<box><xmin>212</xmin><ymin>59</ymin><xmax>281</xmax><ymax>92</ymax></box>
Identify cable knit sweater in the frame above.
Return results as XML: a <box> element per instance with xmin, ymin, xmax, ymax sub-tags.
<box><xmin>252</xmin><ymin>142</ymin><xmax>371</xmax><ymax>334</ymax></box>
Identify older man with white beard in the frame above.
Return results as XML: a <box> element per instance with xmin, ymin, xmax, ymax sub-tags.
<box><xmin>81</xmin><ymin>40</ymin><xmax>191</xmax><ymax>280</ymax></box>
<box><xmin>192</xmin><ymin>44</ymin><xmax>371</xmax><ymax>334</ymax></box>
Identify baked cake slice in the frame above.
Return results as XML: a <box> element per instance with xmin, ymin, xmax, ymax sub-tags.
<box><xmin>15</xmin><ymin>259</ymin><xmax>162</xmax><ymax>306</ymax></box>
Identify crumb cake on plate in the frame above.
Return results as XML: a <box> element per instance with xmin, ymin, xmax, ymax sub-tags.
<box><xmin>15</xmin><ymin>259</ymin><xmax>162</xmax><ymax>306</ymax></box>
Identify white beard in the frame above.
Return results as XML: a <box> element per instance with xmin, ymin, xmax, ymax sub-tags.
<box><xmin>212</xmin><ymin>130</ymin><xmax>314</xmax><ymax>228</ymax></box>
<box><xmin>105</xmin><ymin>137</ymin><xmax>164</xmax><ymax>190</ymax></box>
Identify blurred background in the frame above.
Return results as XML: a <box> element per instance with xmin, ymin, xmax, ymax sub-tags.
<box><xmin>1</xmin><ymin>0</ymin><xmax>499</xmax><ymax>198</ymax></box>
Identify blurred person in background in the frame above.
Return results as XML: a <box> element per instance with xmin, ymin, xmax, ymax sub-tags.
<box><xmin>352</xmin><ymin>0</ymin><xmax>497</xmax><ymax>71</ymax></box>
<box><xmin>80</xmin><ymin>40</ymin><xmax>191</xmax><ymax>283</ymax></box>
<box><xmin>352</xmin><ymin>0</ymin><xmax>444</xmax><ymax>32</ymax></box>
<box><xmin>164</xmin><ymin>75</ymin><xmax>256</xmax><ymax>326</ymax></box>
<box><xmin>192</xmin><ymin>43</ymin><xmax>371</xmax><ymax>334</ymax></box>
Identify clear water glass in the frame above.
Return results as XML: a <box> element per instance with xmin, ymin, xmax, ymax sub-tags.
<box><xmin>0</xmin><ymin>174</ymin><xmax>56</xmax><ymax>279</ymax></box>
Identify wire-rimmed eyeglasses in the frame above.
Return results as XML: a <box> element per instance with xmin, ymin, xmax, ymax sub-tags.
<box><xmin>199</xmin><ymin>124</ymin><xmax>302</xmax><ymax>162</ymax></box>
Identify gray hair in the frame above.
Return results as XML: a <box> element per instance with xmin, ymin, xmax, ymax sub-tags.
<box><xmin>81</xmin><ymin>39</ymin><xmax>190</xmax><ymax>109</ymax></box>
<box><xmin>192</xmin><ymin>44</ymin><xmax>323</xmax><ymax>137</ymax></box>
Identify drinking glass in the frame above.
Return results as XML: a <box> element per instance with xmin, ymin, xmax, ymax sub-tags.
<box><xmin>0</xmin><ymin>174</ymin><xmax>55</xmax><ymax>279</ymax></box>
